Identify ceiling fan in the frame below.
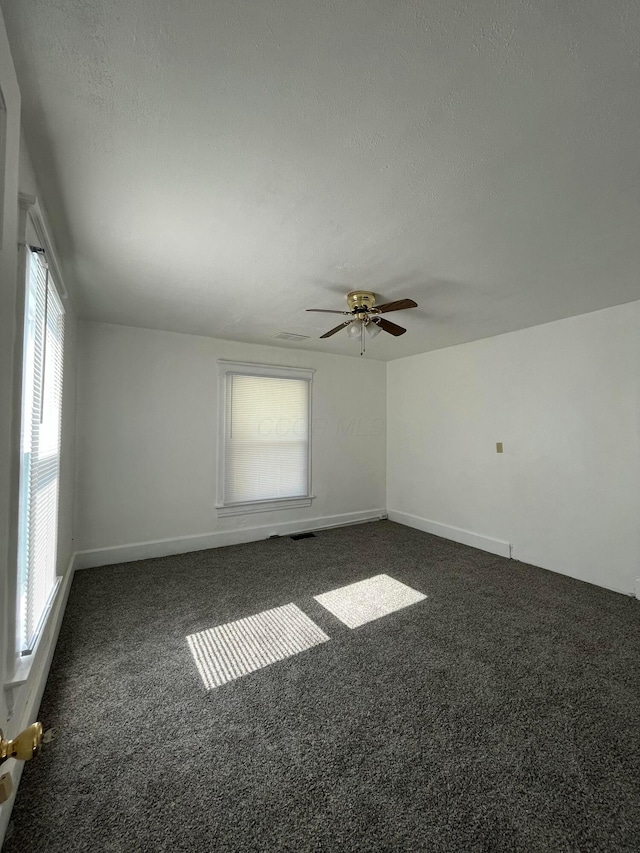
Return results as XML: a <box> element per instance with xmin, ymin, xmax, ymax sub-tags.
<box><xmin>306</xmin><ymin>291</ymin><xmax>418</xmax><ymax>354</ymax></box>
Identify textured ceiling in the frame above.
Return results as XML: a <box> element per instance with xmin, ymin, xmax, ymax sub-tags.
<box><xmin>3</xmin><ymin>0</ymin><xmax>640</xmax><ymax>359</ymax></box>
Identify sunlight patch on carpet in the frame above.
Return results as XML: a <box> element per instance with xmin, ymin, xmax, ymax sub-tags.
<box><xmin>187</xmin><ymin>603</ymin><xmax>329</xmax><ymax>689</ymax></box>
<box><xmin>314</xmin><ymin>574</ymin><xmax>426</xmax><ymax>628</ymax></box>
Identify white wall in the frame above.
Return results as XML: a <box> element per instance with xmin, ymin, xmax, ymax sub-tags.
<box><xmin>0</xmin><ymin>9</ymin><xmax>78</xmax><ymax>842</ymax></box>
<box><xmin>0</xmin><ymin>6</ymin><xmax>23</xmax><ymax>742</ymax></box>
<box><xmin>388</xmin><ymin>300</ymin><xmax>640</xmax><ymax>595</ymax></box>
<box><xmin>74</xmin><ymin>322</ymin><xmax>386</xmax><ymax>559</ymax></box>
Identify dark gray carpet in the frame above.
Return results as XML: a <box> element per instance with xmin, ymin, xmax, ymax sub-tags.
<box><xmin>4</xmin><ymin>521</ymin><xmax>640</xmax><ymax>852</ymax></box>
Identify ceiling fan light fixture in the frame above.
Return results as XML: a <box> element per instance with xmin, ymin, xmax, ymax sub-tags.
<box><xmin>366</xmin><ymin>319</ymin><xmax>382</xmax><ymax>338</ymax></box>
<box><xmin>308</xmin><ymin>292</ymin><xmax>417</xmax><ymax>346</ymax></box>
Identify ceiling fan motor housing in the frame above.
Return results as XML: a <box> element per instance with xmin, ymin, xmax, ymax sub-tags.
<box><xmin>347</xmin><ymin>290</ymin><xmax>376</xmax><ymax>319</ymax></box>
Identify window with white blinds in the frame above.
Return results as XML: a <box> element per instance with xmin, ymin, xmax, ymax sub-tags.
<box><xmin>17</xmin><ymin>250</ymin><xmax>65</xmax><ymax>653</ymax></box>
<box><xmin>217</xmin><ymin>362</ymin><xmax>314</xmax><ymax>515</ymax></box>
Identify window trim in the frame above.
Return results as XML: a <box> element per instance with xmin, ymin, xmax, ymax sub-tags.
<box><xmin>4</xmin><ymin>194</ymin><xmax>68</xmax><ymax>712</ymax></box>
<box><xmin>216</xmin><ymin>360</ymin><xmax>315</xmax><ymax>516</ymax></box>
<box><xmin>17</xmin><ymin>247</ymin><xmax>65</xmax><ymax>654</ymax></box>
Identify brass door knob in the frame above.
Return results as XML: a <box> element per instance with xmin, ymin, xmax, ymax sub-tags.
<box><xmin>0</xmin><ymin>723</ymin><xmax>43</xmax><ymax>764</ymax></box>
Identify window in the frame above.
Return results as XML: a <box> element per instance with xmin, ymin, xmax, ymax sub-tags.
<box><xmin>17</xmin><ymin>249</ymin><xmax>65</xmax><ymax>653</ymax></box>
<box><xmin>216</xmin><ymin>361</ymin><xmax>314</xmax><ymax>516</ymax></box>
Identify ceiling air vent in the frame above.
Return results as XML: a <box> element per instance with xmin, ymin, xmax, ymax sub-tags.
<box><xmin>271</xmin><ymin>332</ymin><xmax>310</xmax><ymax>341</ymax></box>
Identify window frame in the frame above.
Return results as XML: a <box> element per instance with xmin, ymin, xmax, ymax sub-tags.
<box><xmin>17</xmin><ymin>247</ymin><xmax>65</xmax><ymax>655</ymax></box>
<box><xmin>216</xmin><ymin>360</ymin><xmax>315</xmax><ymax>517</ymax></box>
<box><xmin>5</xmin><ymin>195</ymin><xmax>69</xmax><ymax>709</ymax></box>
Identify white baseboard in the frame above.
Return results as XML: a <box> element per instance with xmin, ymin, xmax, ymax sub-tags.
<box><xmin>0</xmin><ymin>555</ymin><xmax>75</xmax><ymax>846</ymax></box>
<box><xmin>73</xmin><ymin>509</ymin><xmax>387</xmax><ymax>570</ymax></box>
<box><xmin>387</xmin><ymin>509</ymin><xmax>511</xmax><ymax>559</ymax></box>
<box><xmin>389</xmin><ymin>510</ymin><xmax>639</xmax><ymax>597</ymax></box>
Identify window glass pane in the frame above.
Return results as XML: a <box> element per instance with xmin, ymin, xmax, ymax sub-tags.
<box><xmin>224</xmin><ymin>374</ymin><xmax>309</xmax><ymax>504</ymax></box>
<box><xmin>17</xmin><ymin>253</ymin><xmax>64</xmax><ymax>652</ymax></box>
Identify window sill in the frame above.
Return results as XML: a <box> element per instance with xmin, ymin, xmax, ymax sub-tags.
<box><xmin>216</xmin><ymin>496</ymin><xmax>315</xmax><ymax>517</ymax></box>
<box><xmin>4</xmin><ymin>656</ymin><xmax>31</xmax><ymax>692</ymax></box>
<box><xmin>4</xmin><ymin>576</ymin><xmax>62</xmax><ymax>716</ymax></box>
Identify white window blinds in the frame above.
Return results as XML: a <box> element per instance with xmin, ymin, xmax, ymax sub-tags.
<box><xmin>17</xmin><ymin>250</ymin><xmax>65</xmax><ymax>653</ymax></box>
<box><xmin>222</xmin><ymin>371</ymin><xmax>311</xmax><ymax>506</ymax></box>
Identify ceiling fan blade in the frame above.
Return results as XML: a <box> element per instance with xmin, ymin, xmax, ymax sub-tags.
<box><xmin>373</xmin><ymin>299</ymin><xmax>418</xmax><ymax>314</ymax></box>
<box><xmin>320</xmin><ymin>320</ymin><xmax>353</xmax><ymax>338</ymax></box>
<box><xmin>375</xmin><ymin>317</ymin><xmax>406</xmax><ymax>336</ymax></box>
<box><xmin>306</xmin><ymin>309</ymin><xmax>351</xmax><ymax>314</ymax></box>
